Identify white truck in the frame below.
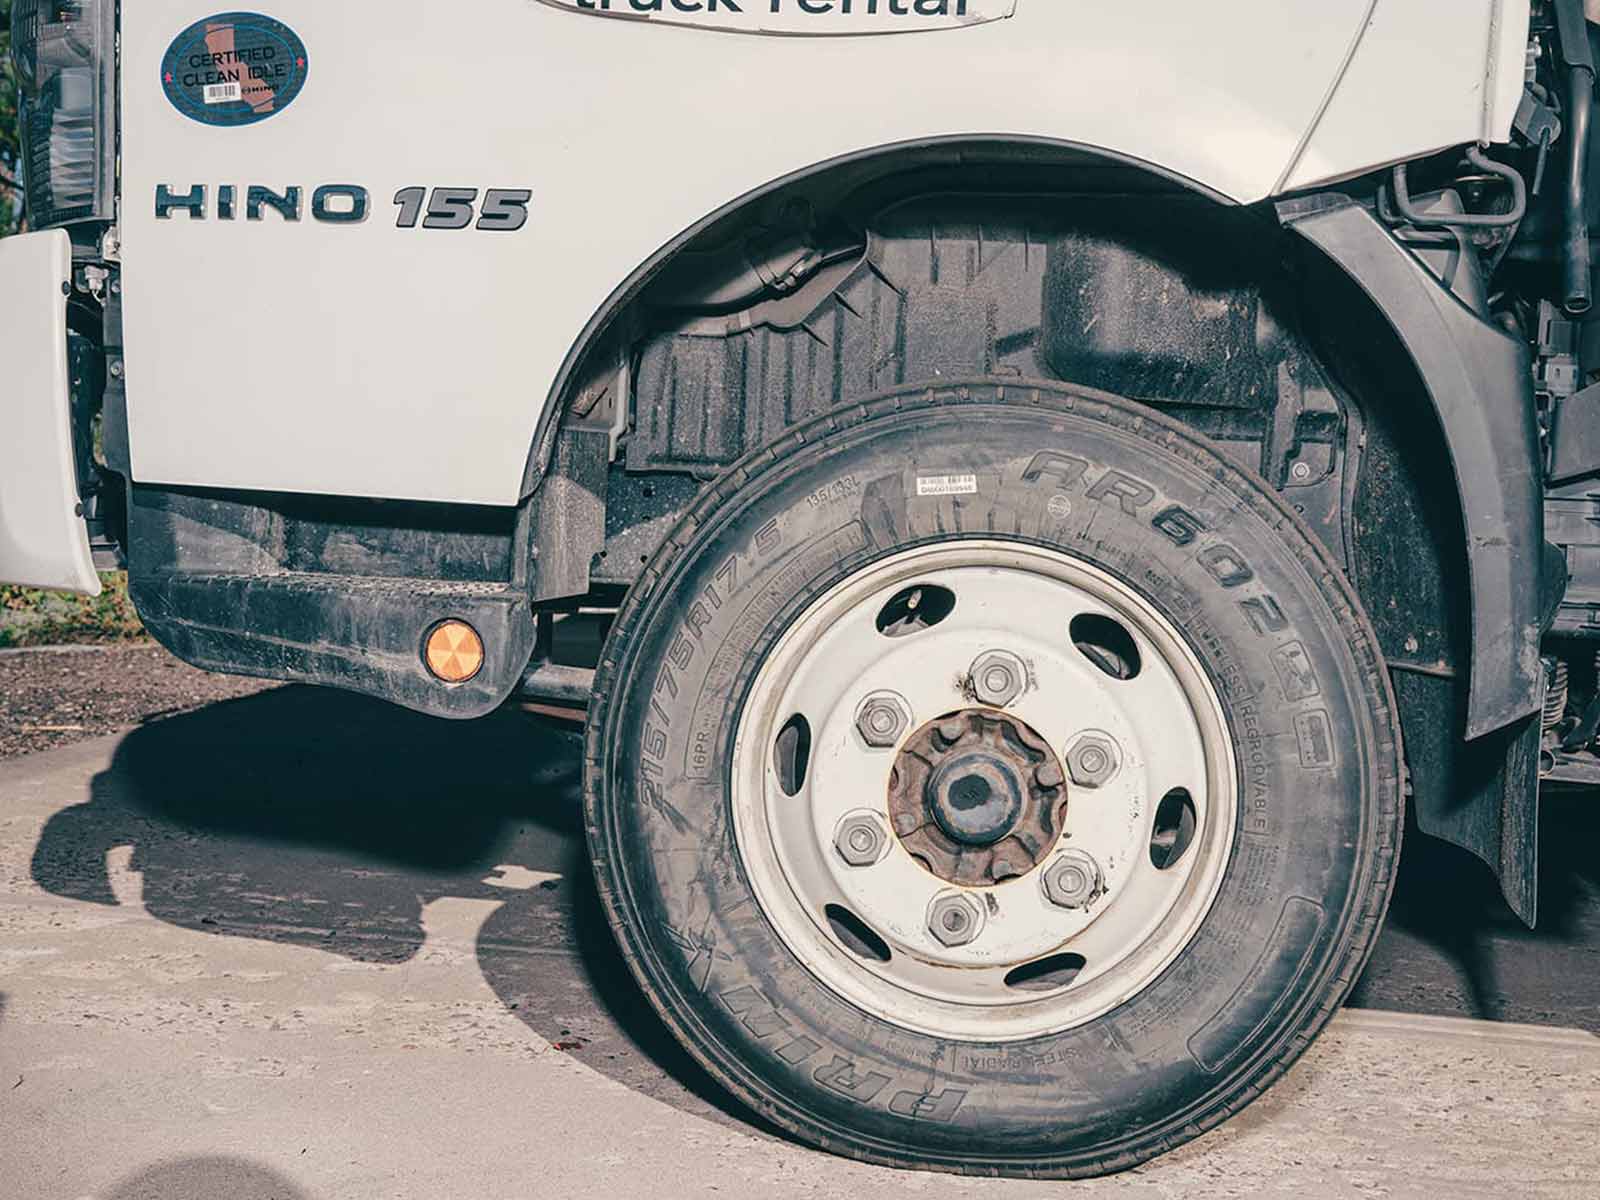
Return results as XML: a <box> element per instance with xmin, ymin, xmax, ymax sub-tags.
<box><xmin>4</xmin><ymin>0</ymin><xmax>1595</xmax><ymax>1178</ymax></box>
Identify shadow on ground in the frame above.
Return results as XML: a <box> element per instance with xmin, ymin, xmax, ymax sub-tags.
<box><xmin>27</xmin><ymin>685</ymin><xmax>756</xmax><ymax>1130</ymax></box>
<box><xmin>25</xmin><ymin>686</ymin><xmax>1600</xmax><ymax>1151</ymax></box>
<box><xmin>100</xmin><ymin>1155</ymin><xmax>312</xmax><ymax>1200</ymax></box>
<box><xmin>1348</xmin><ymin>789</ymin><xmax>1600</xmax><ymax>1031</ymax></box>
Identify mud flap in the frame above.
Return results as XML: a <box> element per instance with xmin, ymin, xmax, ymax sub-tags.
<box><xmin>1393</xmin><ymin>674</ymin><xmax>1540</xmax><ymax>925</ymax></box>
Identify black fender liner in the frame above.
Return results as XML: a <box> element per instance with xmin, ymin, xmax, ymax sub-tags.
<box><xmin>519</xmin><ymin>135</ymin><xmax>1234</xmax><ymax>502</ymax></box>
<box><xmin>1279</xmin><ymin>195</ymin><xmax>1556</xmax><ymax>925</ymax></box>
<box><xmin>1279</xmin><ymin>196</ymin><xmax>1549</xmax><ymax>741</ymax></box>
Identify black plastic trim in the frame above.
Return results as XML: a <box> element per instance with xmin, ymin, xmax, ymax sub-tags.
<box><xmin>1279</xmin><ymin>196</ymin><xmax>1549</xmax><ymax>742</ymax></box>
<box><xmin>519</xmin><ymin>134</ymin><xmax>1233</xmax><ymax>500</ymax></box>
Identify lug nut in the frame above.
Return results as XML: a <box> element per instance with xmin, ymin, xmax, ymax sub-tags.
<box><xmin>969</xmin><ymin>650</ymin><xmax>1028</xmax><ymax>708</ymax></box>
<box><xmin>834</xmin><ymin>812</ymin><xmax>889</xmax><ymax>867</ymax></box>
<box><xmin>1042</xmin><ymin>849</ymin><xmax>1103</xmax><ymax>909</ymax></box>
<box><xmin>856</xmin><ymin>692</ymin><xmax>913</xmax><ymax>749</ymax></box>
<box><xmin>927</xmin><ymin>891</ymin><xmax>985</xmax><ymax>947</ymax></box>
<box><xmin>1065</xmin><ymin>732</ymin><xmax>1121</xmax><ymax>789</ymax></box>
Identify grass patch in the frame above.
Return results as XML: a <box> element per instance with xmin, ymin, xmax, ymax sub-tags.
<box><xmin>0</xmin><ymin>572</ymin><xmax>148</xmax><ymax>648</ymax></box>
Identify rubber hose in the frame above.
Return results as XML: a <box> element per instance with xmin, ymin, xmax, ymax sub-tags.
<box><xmin>1565</xmin><ymin>63</ymin><xmax>1595</xmax><ymax>314</ymax></box>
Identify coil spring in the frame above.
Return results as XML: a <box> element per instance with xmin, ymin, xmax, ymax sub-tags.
<box><xmin>1543</xmin><ymin>657</ymin><xmax>1570</xmax><ymax>733</ymax></box>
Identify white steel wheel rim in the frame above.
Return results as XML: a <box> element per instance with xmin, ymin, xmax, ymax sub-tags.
<box><xmin>730</xmin><ymin>540</ymin><xmax>1238</xmax><ymax>1043</ymax></box>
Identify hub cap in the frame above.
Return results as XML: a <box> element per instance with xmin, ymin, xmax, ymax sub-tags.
<box><xmin>732</xmin><ymin>541</ymin><xmax>1237</xmax><ymax>1042</ymax></box>
<box><xmin>892</xmin><ymin>709</ymin><xmax>1068</xmax><ymax>885</ymax></box>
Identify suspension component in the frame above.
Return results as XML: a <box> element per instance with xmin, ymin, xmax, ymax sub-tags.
<box><xmin>1544</xmin><ymin>656</ymin><xmax>1571</xmax><ymax>733</ymax></box>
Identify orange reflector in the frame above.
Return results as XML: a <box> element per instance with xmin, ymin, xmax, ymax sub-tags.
<box><xmin>424</xmin><ymin>620</ymin><xmax>484</xmax><ymax>684</ymax></box>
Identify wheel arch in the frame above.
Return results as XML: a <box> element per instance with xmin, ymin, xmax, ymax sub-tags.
<box><xmin>1278</xmin><ymin>197</ymin><xmax>1551</xmax><ymax>741</ymax></box>
<box><xmin>530</xmin><ymin>140</ymin><xmax>1546</xmax><ymax>923</ymax></box>
<box><xmin>518</xmin><ymin>134</ymin><xmax>1233</xmax><ymax>500</ymax></box>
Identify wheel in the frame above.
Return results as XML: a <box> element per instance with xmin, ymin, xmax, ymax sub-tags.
<box><xmin>584</xmin><ymin>379</ymin><xmax>1401</xmax><ymax>1177</ymax></box>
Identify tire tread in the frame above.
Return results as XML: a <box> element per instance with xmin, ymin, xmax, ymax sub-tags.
<box><xmin>584</xmin><ymin>377</ymin><xmax>1403</xmax><ymax>1179</ymax></box>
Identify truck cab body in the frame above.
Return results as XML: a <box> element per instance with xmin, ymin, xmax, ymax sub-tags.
<box><xmin>2</xmin><ymin>0</ymin><xmax>1591</xmax><ymax>1178</ymax></box>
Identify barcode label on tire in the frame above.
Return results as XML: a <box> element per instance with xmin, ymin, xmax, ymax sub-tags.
<box><xmin>916</xmin><ymin>473</ymin><xmax>979</xmax><ymax>497</ymax></box>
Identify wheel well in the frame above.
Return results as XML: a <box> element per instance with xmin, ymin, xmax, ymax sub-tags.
<box><xmin>522</xmin><ymin>137</ymin><xmax>1231</xmax><ymax>499</ymax></box>
<box><xmin>536</xmin><ymin>148</ymin><xmax>1468</xmax><ymax>654</ymax></box>
<box><xmin>524</xmin><ymin>148</ymin><xmax>1503</xmax><ymax>903</ymax></box>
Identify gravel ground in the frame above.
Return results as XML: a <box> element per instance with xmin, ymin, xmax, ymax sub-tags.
<box><xmin>0</xmin><ymin>643</ymin><xmax>278</xmax><ymax>759</ymax></box>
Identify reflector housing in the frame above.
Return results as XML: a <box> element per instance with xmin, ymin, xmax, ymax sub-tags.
<box><xmin>11</xmin><ymin>0</ymin><xmax>115</xmax><ymax>230</ymax></box>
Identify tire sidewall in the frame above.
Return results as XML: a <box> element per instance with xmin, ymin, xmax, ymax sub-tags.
<box><xmin>588</xmin><ymin>384</ymin><xmax>1397</xmax><ymax>1171</ymax></box>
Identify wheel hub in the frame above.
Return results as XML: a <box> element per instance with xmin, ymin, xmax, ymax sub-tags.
<box><xmin>890</xmin><ymin>709</ymin><xmax>1068</xmax><ymax>886</ymax></box>
<box><xmin>930</xmin><ymin>753</ymin><xmax>1024</xmax><ymax>845</ymax></box>
<box><xmin>733</xmin><ymin>540</ymin><xmax>1237</xmax><ymax>1042</ymax></box>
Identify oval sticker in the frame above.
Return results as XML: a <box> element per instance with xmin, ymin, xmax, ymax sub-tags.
<box><xmin>161</xmin><ymin>13</ymin><xmax>308</xmax><ymax>127</ymax></box>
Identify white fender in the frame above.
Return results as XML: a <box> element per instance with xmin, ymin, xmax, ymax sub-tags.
<box><xmin>118</xmin><ymin>0</ymin><xmax>1528</xmax><ymax>505</ymax></box>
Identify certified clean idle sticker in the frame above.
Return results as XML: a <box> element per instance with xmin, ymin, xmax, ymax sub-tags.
<box><xmin>543</xmin><ymin>0</ymin><xmax>1017</xmax><ymax>35</ymax></box>
<box><xmin>161</xmin><ymin>13</ymin><xmax>309</xmax><ymax>126</ymax></box>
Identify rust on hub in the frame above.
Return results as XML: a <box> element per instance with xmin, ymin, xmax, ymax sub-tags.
<box><xmin>888</xmin><ymin>708</ymin><xmax>1068</xmax><ymax>887</ymax></box>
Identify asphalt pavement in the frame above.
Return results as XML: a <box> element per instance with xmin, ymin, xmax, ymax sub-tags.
<box><xmin>1</xmin><ymin>686</ymin><xmax>1598</xmax><ymax>1198</ymax></box>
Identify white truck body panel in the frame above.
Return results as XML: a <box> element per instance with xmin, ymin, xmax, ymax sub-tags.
<box><xmin>1282</xmin><ymin>0</ymin><xmax>1530</xmax><ymax>191</ymax></box>
<box><xmin>531</xmin><ymin>0</ymin><xmax>1021</xmax><ymax>34</ymax></box>
<box><xmin>116</xmin><ymin>0</ymin><xmax>1528</xmax><ymax>507</ymax></box>
<box><xmin>0</xmin><ymin>231</ymin><xmax>101</xmax><ymax>595</ymax></box>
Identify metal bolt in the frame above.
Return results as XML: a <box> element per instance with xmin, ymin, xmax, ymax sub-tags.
<box><xmin>834</xmin><ymin>812</ymin><xmax>889</xmax><ymax>867</ymax></box>
<box><xmin>927</xmin><ymin>891</ymin><xmax>984</xmax><ymax>947</ymax></box>
<box><xmin>1042</xmin><ymin>850</ymin><xmax>1103</xmax><ymax>909</ymax></box>
<box><xmin>1290</xmin><ymin>461</ymin><xmax>1312</xmax><ymax>482</ymax></box>
<box><xmin>1065</xmin><ymin>732</ymin><xmax>1120</xmax><ymax>789</ymax></box>
<box><xmin>969</xmin><ymin>650</ymin><xmax>1027</xmax><ymax>708</ymax></box>
<box><xmin>855</xmin><ymin>692</ymin><xmax>912</xmax><ymax>749</ymax></box>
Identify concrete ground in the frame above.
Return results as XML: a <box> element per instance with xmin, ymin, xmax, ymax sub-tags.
<box><xmin>2</xmin><ymin>687</ymin><xmax>1598</xmax><ymax>1199</ymax></box>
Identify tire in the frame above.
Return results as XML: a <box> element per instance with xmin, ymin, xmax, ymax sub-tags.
<box><xmin>584</xmin><ymin>379</ymin><xmax>1401</xmax><ymax>1178</ymax></box>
